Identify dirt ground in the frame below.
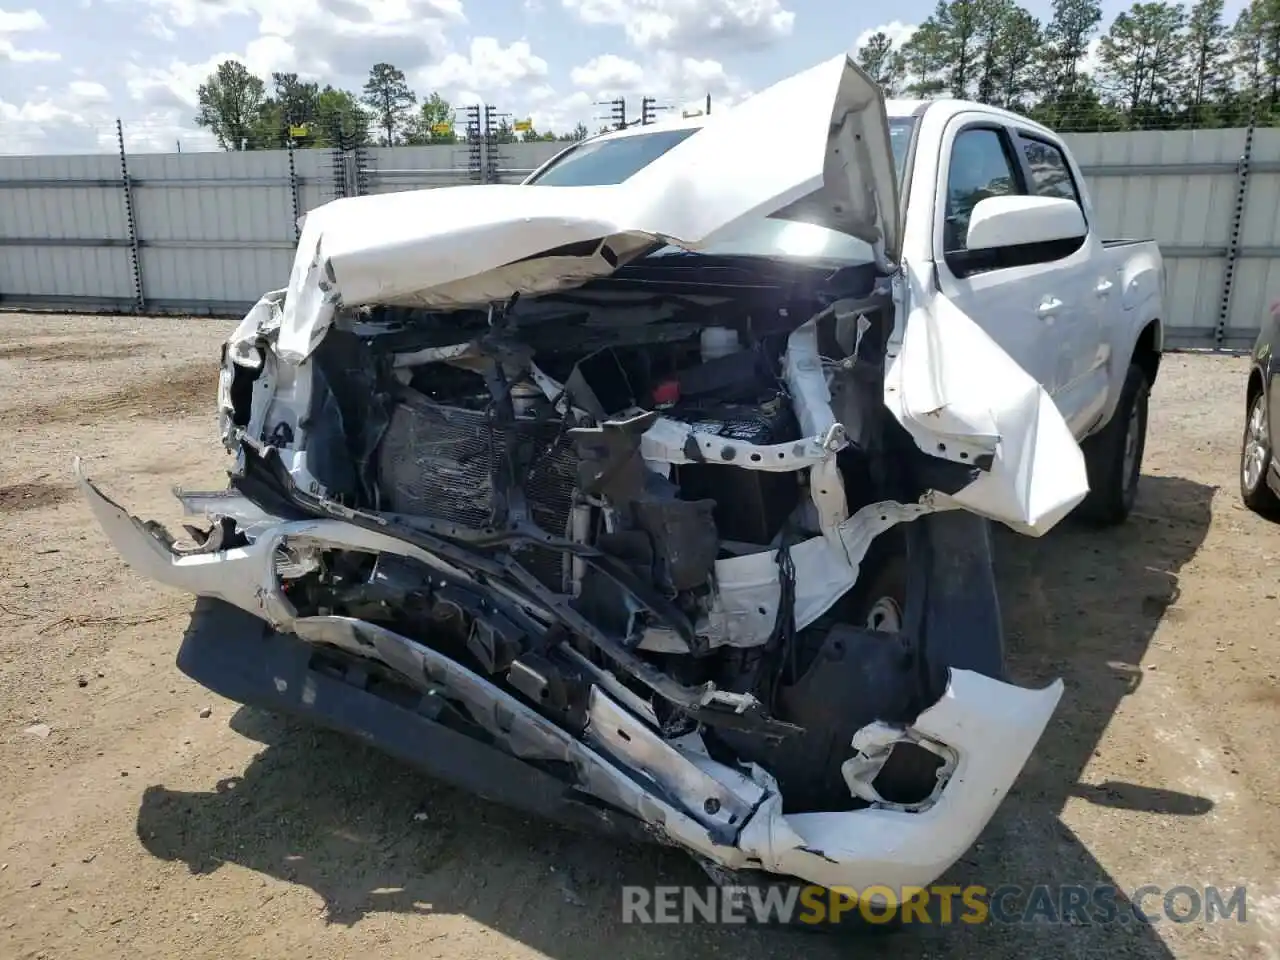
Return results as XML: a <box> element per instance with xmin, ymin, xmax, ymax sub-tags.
<box><xmin>0</xmin><ymin>312</ymin><xmax>1277</xmax><ymax>960</ymax></box>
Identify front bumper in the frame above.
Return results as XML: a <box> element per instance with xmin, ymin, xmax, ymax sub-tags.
<box><xmin>76</xmin><ymin>461</ymin><xmax>1063</xmax><ymax>895</ymax></box>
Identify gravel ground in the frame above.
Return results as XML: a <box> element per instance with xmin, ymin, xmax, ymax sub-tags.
<box><xmin>0</xmin><ymin>313</ymin><xmax>1277</xmax><ymax>960</ymax></box>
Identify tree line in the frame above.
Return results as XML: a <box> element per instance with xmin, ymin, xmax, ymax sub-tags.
<box><xmin>856</xmin><ymin>0</ymin><xmax>1280</xmax><ymax>130</ymax></box>
<box><xmin>194</xmin><ymin>61</ymin><xmax>593</xmax><ymax>151</ymax></box>
<box><xmin>196</xmin><ymin>0</ymin><xmax>1280</xmax><ymax>150</ymax></box>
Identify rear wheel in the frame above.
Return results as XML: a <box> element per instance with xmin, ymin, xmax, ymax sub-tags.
<box><xmin>1076</xmin><ymin>363</ymin><xmax>1149</xmax><ymax>526</ymax></box>
<box><xmin>1240</xmin><ymin>390</ymin><xmax>1280</xmax><ymax>514</ymax></box>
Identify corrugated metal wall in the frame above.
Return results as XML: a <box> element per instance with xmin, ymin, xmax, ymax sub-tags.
<box><xmin>2</xmin><ymin>131</ymin><xmax>1277</xmax><ymax>349</ymax></box>
<box><xmin>1062</xmin><ymin>128</ymin><xmax>1280</xmax><ymax>350</ymax></box>
<box><xmin>0</xmin><ymin>154</ymin><xmax>136</xmax><ymax>307</ymax></box>
<box><xmin>1232</xmin><ymin>129</ymin><xmax>1280</xmax><ymax>348</ymax></box>
<box><xmin>0</xmin><ymin>142</ymin><xmax>564</xmax><ymax>314</ymax></box>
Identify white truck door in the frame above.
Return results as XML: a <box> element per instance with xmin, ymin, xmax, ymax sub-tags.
<box><xmin>930</xmin><ymin>120</ymin><xmax>1093</xmax><ymax>408</ymax></box>
<box><xmin>1010</xmin><ymin>131</ymin><xmax>1108</xmax><ymax>437</ymax></box>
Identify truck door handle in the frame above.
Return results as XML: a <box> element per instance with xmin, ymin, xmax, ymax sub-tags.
<box><xmin>1037</xmin><ymin>297</ymin><xmax>1063</xmax><ymax>317</ymax></box>
<box><xmin>1096</xmin><ymin>279</ymin><xmax>1115</xmax><ymax>296</ymax></box>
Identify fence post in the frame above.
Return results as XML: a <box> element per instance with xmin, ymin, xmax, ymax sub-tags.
<box><xmin>486</xmin><ymin>104</ymin><xmax>500</xmax><ymax>183</ymax></box>
<box><xmin>116</xmin><ymin>118</ymin><xmax>145</xmax><ymax>311</ymax></box>
<box><xmin>465</xmin><ymin>104</ymin><xmax>483</xmax><ymax>183</ymax></box>
<box><xmin>1217</xmin><ymin>120</ymin><xmax>1256</xmax><ymax>351</ymax></box>
<box><xmin>330</xmin><ymin>133</ymin><xmax>346</xmax><ymax>199</ymax></box>
<box><xmin>354</xmin><ymin>140</ymin><xmax>371</xmax><ymax>196</ymax></box>
<box><xmin>286</xmin><ymin>122</ymin><xmax>301</xmax><ymax>242</ymax></box>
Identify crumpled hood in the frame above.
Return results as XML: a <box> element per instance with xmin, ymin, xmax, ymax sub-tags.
<box><xmin>277</xmin><ymin>54</ymin><xmax>899</xmax><ymax>363</ymax></box>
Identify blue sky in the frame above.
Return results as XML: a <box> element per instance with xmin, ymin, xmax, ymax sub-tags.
<box><xmin>0</xmin><ymin>0</ymin><xmax>1252</xmax><ymax>153</ymax></box>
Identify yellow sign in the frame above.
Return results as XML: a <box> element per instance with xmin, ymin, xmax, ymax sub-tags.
<box><xmin>431</xmin><ymin>122</ymin><xmax>453</xmax><ymax>135</ymax></box>
<box><xmin>513</xmin><ymin>119</ymin><xmax>533</xmax><ymax>131</ymax></box>
<box><xmin>681</xmin><ymin>109</ymin><xmax>704</xmax><ymax>118</ymax></box>
<box><xmin>289</xmin><ymin>124</ymin><xmax>309</xmax><ymax>137</ymax></box>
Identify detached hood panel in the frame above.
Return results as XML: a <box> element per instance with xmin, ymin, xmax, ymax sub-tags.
<box><xmin>278</xmin><ymin>55</ymin><xmax>899</xmax><ymax>362</ymax></box>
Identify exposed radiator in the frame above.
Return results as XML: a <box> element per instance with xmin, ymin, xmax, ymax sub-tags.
<box><xmin>375</xmin><ymin>388</ymin><xmax>579</xmax><ymax>591</ymax></box>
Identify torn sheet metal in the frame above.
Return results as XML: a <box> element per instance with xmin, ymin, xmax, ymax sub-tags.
<box><xmin>74</xmin><ymin>452</ymin><xmax>1061</xmax><ymax>896</ymax></box>
<box><xmin>737</xmin><ymin>669</ymin><xmax>1063</xmax><ymax>892</ymax></box>
<box><xmin>883</xmin><ymin>263</ymin><xmax>1090</xmax><ymax>535</ymax></box>
<box><xmin>276</xmin><ymin>54</ymin><xmax>899</xmax><ymax>363</ymax></box>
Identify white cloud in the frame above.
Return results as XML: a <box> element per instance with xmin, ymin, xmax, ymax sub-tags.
<box><xmin>120</xmin><ymin>115</ymin><xmax>220</xmax><ymax>152</ymax></box>
<box><xmin>1</xmin><ymin>42</ymin><xmax>59</xmax><ymax>61</ymax></box>
<box><xmin>120</xmin><ymin>38</ymin><xmax>313</xmax><ymax>122</ymax></box>
<box><xmin>0</xmin><ymin>6</ymin><xmax>60</xmax><ymax>62</ymax></box>
<box><xmin>0</xmin><ymin>78</ymin><xmax>211</xmax><ymax>154</ymax></box>
<box><xmin>562</xmin><ymin>0</ymin><xmax>794</xmax><ymax>51</ymax></box>
<box><xmin>0</xmin><ymin>98</ymin><xmax>83</xmax><ymax>141</ymax></box>
<box><xmin>420</xmin><ymin>37</ymin><xmax>548</xmax><ymax>93</ymax></box>
<box><xmin>525</xmin><ymin>90</ymin><xmax>592</xmax><ymax>135</ymax></box>
<box><xmin>570</xmin><ymin>53</ymin><xmax>644</xmax><ymax>92</ymax></box>
<box><xmin>124</xmin><ymin>53</ymin><xmax>240</xmax><ymax>112</ymax></box>
<box><xmin>570</xmin><ymin>50</ymin><xmax>742</xmax><ymax>102</ymax></box>
<box><xmin>68</xmin><ymin>80</ymin><xmax>111</xmax><ymax>102</ymax></box>
<box><xmin>141</xmin><ymin>13</ymin><xmax>176</xmax><ymax>40</ymax></box>
<box><xmin>124</xmin><ymin>0</ymin><xmax>465</xmax><ymax>78</ymax></box>
<box><xmin>549</xmin><ymin>50</ymin><xmax>745</xmax><ymax>131</ymax></box>
<box><xmin>244</xmin><ymin>34</ymin><xmax>300</xmax><ymax>76</ymax></box>
<box><xmin>853</xmin><ymin>20</ymin><xmax>917</xmax><ymax>54</ymax></box>
<box><xmin>0</xmin><ymin>7</ymin><xmax>45</xmax><ymax>31</ymax></box>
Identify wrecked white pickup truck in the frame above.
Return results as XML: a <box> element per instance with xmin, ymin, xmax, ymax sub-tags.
<box><xmin>77</xmin><ymin>55</ymin><xmax>1164</xmax><ymax>901</ymax></box>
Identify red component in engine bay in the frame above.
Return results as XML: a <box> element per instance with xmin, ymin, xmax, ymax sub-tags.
<box><xmin>651</xmin><ymin>379</ymin><xmax>680</xmax><ymax>407</ymax></box>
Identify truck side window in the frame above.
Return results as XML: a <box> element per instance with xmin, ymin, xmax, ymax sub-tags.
<box><xmin>944</xmin><ymin>128</ymin><xmax>1022</xmax><ymax>253</ymax></box>
<box><xmin>1020</xmin><ymin>137</ymin><xmax>1082</xmax><ymax>207</ymax></box>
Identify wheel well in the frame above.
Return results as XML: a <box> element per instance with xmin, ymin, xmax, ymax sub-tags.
<box><xmin>1133</xmin><ymin>320</ymin><xmax>1161</xmax><ymax>386</ymax></box>
<box><xmin>1247</xmin><ymin>367</ymin><xmax>1264</xmax><ymax>407</ymax></box>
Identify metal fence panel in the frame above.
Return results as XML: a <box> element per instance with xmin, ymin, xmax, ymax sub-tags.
<box><xmin>294</xmin><ymin>149</ymin><xmax>337</xmax><ymax>221</ymax></box>
<box><xmin>1229</xmin><ymin>127</ymin><xmax>1280</xmax><ymax>348</ymax></box>
<box><xmin>0</xmin><ymin>131</ymin><xmax>1274</xmax><ymax>348</ymax></box>
<box><xmin>1064</xmin><ymin>128</ymin><xmax>1249</xmax><ymax>348</ymax></box>
<box><xmin>0</xmin><ymin>152</ymin><xmax>135</xmax><ymax>307</ymax></box>
<box><xmin>127</xmin><ymin>151</ymin><xmax>297</xmax><ymax>308</ymax></box>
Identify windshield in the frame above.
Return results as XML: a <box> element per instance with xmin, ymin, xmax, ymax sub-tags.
<box><xmin>525</xmin><ymin>128</ymin><xmax>701</xmax><ymax>187</ymax></box>
<box><xmin>525</xmin><ymin>117</ymin><xmax>916</xmax><ymax>263</ymax></box>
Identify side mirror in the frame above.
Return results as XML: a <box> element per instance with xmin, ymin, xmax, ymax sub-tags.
<box><xmin>965</xmin><ymin>195</ymin><xmax>1086</xmax><ymax>251</ymax></box>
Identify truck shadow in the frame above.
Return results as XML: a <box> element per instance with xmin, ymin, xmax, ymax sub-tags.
<box><xmin>134</xmin><ymin>473</ymin><xmax>1216</xmax><ymax>959</ymax></box>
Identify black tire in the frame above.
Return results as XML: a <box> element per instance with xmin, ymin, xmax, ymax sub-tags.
<box><xmin>1076</xmin><ymin>363</ymin><xmax>1150</xmax><ymax>526</ymax></box>
<box><xmin>1240</xmin><ymin>389</ymin><xmax>1280</xmax><ymax>514</ymax></box>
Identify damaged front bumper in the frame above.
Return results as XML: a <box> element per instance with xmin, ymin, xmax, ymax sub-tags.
<box><xmin>75</xmin><ymin>461</ymin><xmax>1062</xmax><ymax>895</ymax></box>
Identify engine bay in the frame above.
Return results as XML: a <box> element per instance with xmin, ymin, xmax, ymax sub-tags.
<box><xmin>221</xmin><ymin>265</ymin><xmax>977</xmax><ymax>812</ymax></box>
